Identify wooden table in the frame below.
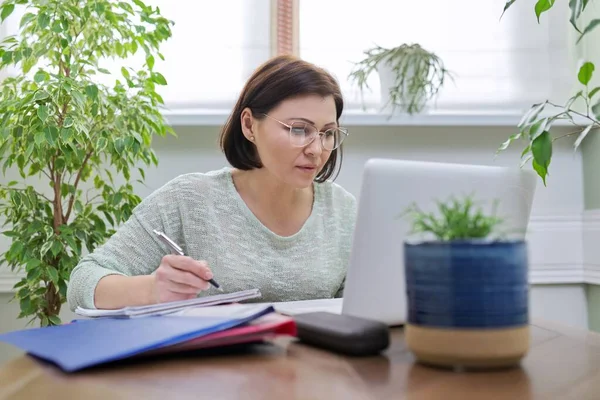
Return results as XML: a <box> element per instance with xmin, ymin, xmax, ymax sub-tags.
<box><xmin>1</xmin><ymin>319</ymin><xmax>600</xmax><ymax>399</ymax></box>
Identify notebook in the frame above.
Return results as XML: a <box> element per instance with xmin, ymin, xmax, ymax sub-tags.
<box><xmin>75</xmin><ymin>288</ymin><xmax>262</xmax><ymax>318</ymax></box>
<box><xmin>0</xmin><ymin>303</ymin><xmax>294</xmax><ymax>372</ymax></box>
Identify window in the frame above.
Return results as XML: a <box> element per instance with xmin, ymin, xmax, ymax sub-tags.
<box><xmin>0</xmin><ymin>0</ymin><xmax>575</xmax><ymax>116</ymax></box>
<box><xmin>298</xmin><ymin>0</ymin><xmax>573</xmax><ymax>114</ymax></box>
<box><xmin>0</xmin><ymin>0</ymin><xmax>274</xmax><ymax>111</ymax></box>
<box><xmin>107</xmin><ymin>0</ymin><xmax>273</xmax><ymax>110</ymax></box>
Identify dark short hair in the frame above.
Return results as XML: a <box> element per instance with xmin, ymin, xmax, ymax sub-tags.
<box><xmin>219</xmin><ymin>55</ymin><xmax>345</xmax><ymax>183</ymax></box>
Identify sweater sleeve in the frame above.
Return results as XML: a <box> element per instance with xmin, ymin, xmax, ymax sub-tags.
<box><xmin>66</xmin><ymin>178</ymin><xmax>184</xmax><ymax>311</ymax></box>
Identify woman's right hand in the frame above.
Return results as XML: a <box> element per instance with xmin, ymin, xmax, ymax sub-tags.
<box><xmin>153</xmin><ymin>255</ymin><xmax>214</xmax><ymax>303</ymax></box>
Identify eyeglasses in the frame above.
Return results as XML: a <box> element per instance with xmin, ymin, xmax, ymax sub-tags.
<box><xmin>262</xmin><ymin>113</ymin><xmax>349</xmax><ymax>151</ymax></box>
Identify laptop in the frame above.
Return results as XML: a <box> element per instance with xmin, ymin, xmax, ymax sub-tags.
<box><xmin>340</xmin><ymin>158</ymin><xmax>538</xmax><ymax>326</ymax></box>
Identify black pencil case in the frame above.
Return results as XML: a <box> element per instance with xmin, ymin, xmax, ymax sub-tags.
<box><xmin>292</xmin><ymin>311</ymin><xmax>390</xmax><ymax>356</ymax></box>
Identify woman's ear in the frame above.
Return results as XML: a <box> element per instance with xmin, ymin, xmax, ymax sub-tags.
<box><xmin>240</xmin><ymin>108</ymin><xmax>256</xmax><ymax>142</ymax></box>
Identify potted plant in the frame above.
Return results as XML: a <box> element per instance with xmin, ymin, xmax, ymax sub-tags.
<box><xmin>400</xmin><ymin>195</ymin><xmax>530</xmax><ymax>370</ymax></box>
<box><xmin>497</xmin><ymin>0</ymin><xmax>599</xmax><ymax>186</ymax></box>
<box><xmin>348</xmin><ymin>43</ymin><xmax>452</xmax><ymax>115</ymax></box>
<box><xmin>0</xmin><ymin>0</ymin><xmax>174</xmax><ymax>326</ymax></box>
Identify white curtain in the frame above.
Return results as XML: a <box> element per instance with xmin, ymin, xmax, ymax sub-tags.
<box><xmin>116</xmin><ymin>0</ymin><xmax>272</xmax><ymax>110</ymax></box>
<box><xmin>298</xmin><ymin>0</ymin><xmax>574</xmax><ymax>114</ymax></box>
<box><xmin>0</xmin><ymin>0</ymin><xmax>273</xmax><ymax>111</ymax></box>
<box><xmin>0</xmin><ymin>0</ymin><xmax>577</xmax><ymax>114</ymax></box>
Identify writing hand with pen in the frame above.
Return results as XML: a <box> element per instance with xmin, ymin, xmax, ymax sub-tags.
<box><xmin>152</xmin><ymin>230</ymin><xmax>223</xmax><ymax>304</ymax></box>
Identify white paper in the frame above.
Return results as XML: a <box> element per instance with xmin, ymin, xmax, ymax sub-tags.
<box><xmin>75</xmin><ymin>288</ymin><xmax>262</xmax><ymax>318</ymax></box>
<box><xmin>170</xmin><ymin>303</ymin><xmax>273</xmax><ymax>318</ymax></box>
<box><xmin>270</xmin><ymin>298</ymin><xmax>343</xmax><ymax>316</ymax></box>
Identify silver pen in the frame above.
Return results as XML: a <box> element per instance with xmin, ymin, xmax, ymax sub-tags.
<box><xmin>153</xmin><ymin>229</ymin><xmax>223</xmax><ymax>292</ymax></box>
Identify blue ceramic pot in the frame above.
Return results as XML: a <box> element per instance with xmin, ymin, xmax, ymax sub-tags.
<box><xmin>404</xmin><ymin>239</ymin><xmax>529</xmax><ymax>329</ymax></box>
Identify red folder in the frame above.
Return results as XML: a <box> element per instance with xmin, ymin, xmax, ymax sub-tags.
<box><xmin>145</xmin><ymin>313</ymin><xmax>297</xmax><ymax>355</ymax></box>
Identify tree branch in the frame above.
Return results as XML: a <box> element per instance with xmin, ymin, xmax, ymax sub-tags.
<box><xmin>52</xmin><ymin>169</ymin><xmax>63</xmax><ymax>234</ymax></box>
<box><xmin>548</xmin><ymin>101</ymin><xmax>600</xmax><ymax>126</ymax></box>
<box><xmin>0</xmin><ymin>186</ymin><xmax>52</xmax><ymax>203</ymax></box>
<box><xmin>64</xmin><ymin>150</ymin><xmax>93</xmax><ymax>222</ymax></box>
<box><xmin>552</xmin><ymin>129</ymin><xmax>592</xmax><ymax>142</ymax></box>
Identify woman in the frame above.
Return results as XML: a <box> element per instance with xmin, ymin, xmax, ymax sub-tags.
<box><xmin>67</xmin><ymin>55</ymin><xmax>357</xmax><ymax>311</ymax></box>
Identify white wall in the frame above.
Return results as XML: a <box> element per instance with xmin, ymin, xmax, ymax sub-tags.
<box><xmin>145</xmin><ymin>125</ymin><xmax>583</xmax><ymax>216</ymax></box>
<box><xmin>0</xmin><ymin>123</ymin><xmax>589</xmax><ymax>366</ymax></box>
<box><xmin>101</xmin><ymin>124</ymin><xmax>590</xmax><ymax>329</ymax></box>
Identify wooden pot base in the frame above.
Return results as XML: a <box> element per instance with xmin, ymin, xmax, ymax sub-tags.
<box><xmin>405</xmin><ymin>323</ymin><xmax>530</xmax><ymax>370</ymax></box>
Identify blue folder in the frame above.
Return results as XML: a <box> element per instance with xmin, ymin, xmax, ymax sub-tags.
<box><xmin>0</xmin><ymin>305</ymin><xmax>274</xmax><ymax>372</ymax></box>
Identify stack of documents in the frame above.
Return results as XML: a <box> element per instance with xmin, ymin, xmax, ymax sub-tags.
<box><xmin>75</xmin><ymin>288</ymin><xmax>262</xmax><ymax>318</ymax></box>
<box><xmin>0</xmin><ymin>290</ymin><xmax>297</xmax><ymax>372</ymax></box>
<box><xmin>270</xmin><ymin>298</ymin><xmax>343</xmax><ymax>316</ymax></box>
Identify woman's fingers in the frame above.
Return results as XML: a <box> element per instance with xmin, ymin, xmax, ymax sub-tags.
<box><xmin>168</xmin><ymin>269</ymin><xmax>211</xmax><ymax>291</ymax></box>
<box><xmin>154</xmin><ymin>255</ymin><xmax>214</xmax><ymax>303</ymax></box>
<box><xmin>164</xmin><ymin>255</ymin><xmax>214</xmax><ymax>281</ymax></box>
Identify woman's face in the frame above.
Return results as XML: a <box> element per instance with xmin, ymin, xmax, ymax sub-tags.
<box><xmin>242</xmin><ymin>94</ymin><xmax>338</xmax><ymax>189</ymax></box>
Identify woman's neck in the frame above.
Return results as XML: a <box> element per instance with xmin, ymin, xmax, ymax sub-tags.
<box><xmin>231</xmin><ymin>168</ymin><xmax>314</xmax><ymax>236</ymax></box>
<box><xmin>233</xmin><ymin>168</ymin><xmax>312</xmax><ymax>209</ymax></box>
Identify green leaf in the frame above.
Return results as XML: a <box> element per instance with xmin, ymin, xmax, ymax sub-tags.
<box><xmin>578</xmin><ymin>19</ymin><xmax>600</xmax><ymax>44</ymax></box>
<box><xmin>19</xmin><ymin>297</ymin><xmax>35</xmax><ymax>315</ymax></box>
<box><xmin>518</xmin><ymin>102</ymin><xmax>546</xmax><ymax>129</ymax></box>
<box><xmin>63</xmin><ymin>117</ymin><xmax>73</xmax><ymax>128</ymax></box>
<box><xmin>529</xmin><ymin>117</ymin><xmax>548</xmax><ymax>139</ymax></box>
<box><xmin>1</xmin><ymin>4</ymin><xmax>15</xmax><ymax>22</ymax></box>
<box><xmin>592</xmin><ymin>101</ymin><xmax>600</xmax><ymax>119</ymax></box>
<box><xmin>574</xmin><ymin>124</ymin><xmax>594</xmax><ymax>150</ymax></box>
<box><xmin>589</xmin><ymin>87</ymin><xmax>600</xmax><ymax>99</ymax></box>
<box><xmin>531</xmin><ymin>131</ymin><xmax>552</xmax><ymax>185</ymax></box>
<box><xmin>535</xmin><ymin>0</ymin><xmax>554</xmax><ymax>22</ymax></box>
<box><xmin>34</xmin><ymin>70</ymin><xmax>49</xmax><ymax>83</ymax></box>
<box><xmin>45</xmin><ymin>127</ymin><xmax>58</xmax><ymax>145</ymax></box>
<box><xmin>532</xmin><ymin>158</ymin><xmax>547</xmax><ymax>186</ymax></box>
<box><xmin>578</xmin><ymin>62</ymin><xmax>595</xmax><ymax>85</ymax></box>
<box><xmin>34</xmin><ymin>131</ymin><xmax>45</xmax><ymax>146</ymax></box>
<box><xmin>119</xmin><ymin>1</ymin><xmax>134</xmax><ymax>13</ymax></box>
<box><xmin>70</xmin><ymin>90</ymin><xmax>86</xmax><ymax>108</ymax></box>
<box><xmin>34</xmin><ymin>90</ymin><xmax>50</xmax><ymax>101</ymax></box>
<box><xmin>146</xmin><ymin>55</ymin><xmax>155</xmax><ymax>69</ymax></box>
<box><xmin>152</xmin><ymin>72</ymin><xmax>167</xmax><ymax>85</ymax></box>
<box><xmin>94</xmin><ymin>2</ymin><xmax>106</xmax><ymax>14</ymax></box>
<box><xmin>2</xmin><ymin>51</ymin><xmax>12</xmax><ymax>64</ymax></box>
<box><xmin>85</xmin><ymin>84</ymin><xmax>98</xmax><ymax>100</ymax></box>
<box><xmin>497</xmin><ymin>132</ymin><xmax>521</xmax><ymax>153</ymax></box>
<box><xmin>37</xmin><ymin>12</ymin><xmax>50</xmax><ymax>29</ymax></box>
<box><xmin>25</xmin><ymin>259</ymin><xmax>41</xmax><ymax>272</ymax></box>
<box><xmin>19</xmin><ymin>12</ymin><xmax>36</xmax><ymax>28</ymax></box>
<box><xmin>566</xmin><ymin>91</ymin><xmax>583</xmax><ymax>110</ymax></box>
<box><xmin>51</xmin><ymin>20</ymin><xmax>62</xmax><ymax>33</ymax></box>
<box><xmin>569</xmin><ymin>0</ymin><xmax>584</xmax><ymax>32</ymax></box>
<box><xmin>37</xmin><ymin>105</ymin><xmax>48</xmax><ymax>122</ymax></box>
<box><xmin>48</xmin><ymin>315</ymin><xmax>61</xmax><ymax>325</ymax></box>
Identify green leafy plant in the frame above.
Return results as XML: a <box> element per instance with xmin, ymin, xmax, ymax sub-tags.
<box><xmin>0</xmin><ymin>0</ymin><xmax>174</xmax><ymax>326</ymax></box>
<box><xmin>348</xmin><ymin>43</ymin><xmax>452</xmax><ymax>115</ymax></box>
<box><xmin>400</xmin><ymin>195</ymin><xmax>504</xmax><ymax>241</ymax></box>
<box><xmin>497</xmin><ymin>0</ymin><xmax>600</xmax><ymax>186</ymax></box>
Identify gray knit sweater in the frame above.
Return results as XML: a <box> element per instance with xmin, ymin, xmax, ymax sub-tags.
<box><xmin>66</xmin><ymin>167</ymin><xmax>357</xmax><ymax>311</ymax></box>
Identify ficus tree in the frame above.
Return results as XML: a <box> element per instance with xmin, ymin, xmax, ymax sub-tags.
<box><xmin>497</xmin><ymin>0</ymin><xmax>600</xmax><ymax>186</ymax></box>
<box><xmin>0</xmin><ymin>0</ymin><xmax>174</xmax><ymax>326</ymax></box>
